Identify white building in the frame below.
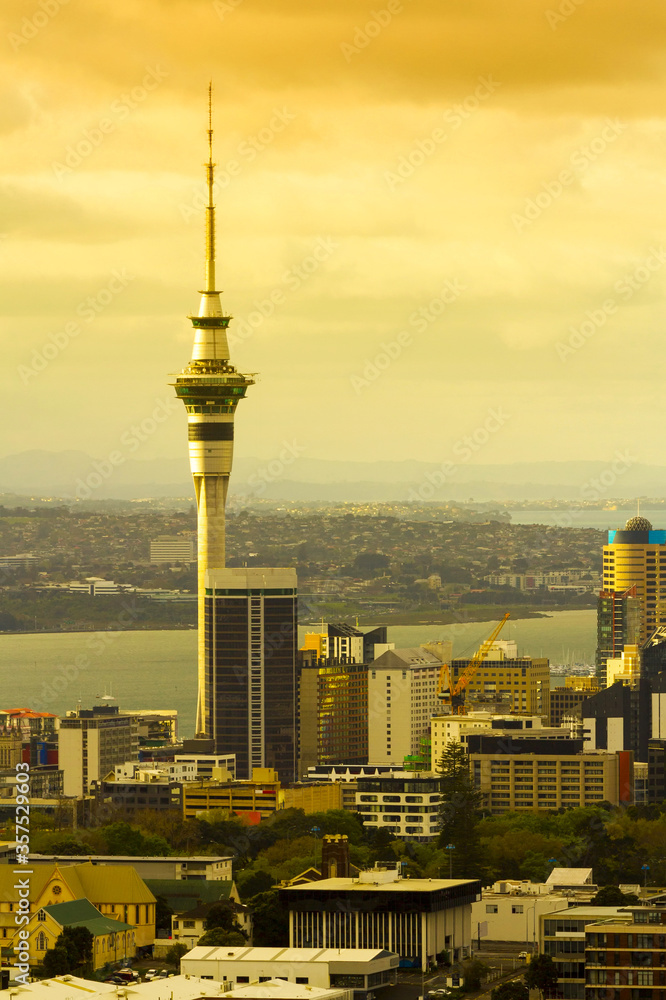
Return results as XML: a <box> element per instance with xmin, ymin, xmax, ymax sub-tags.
<box><xmin>355</xmin><ymin>772</ymin><xmax>441</xmax><ymax>841</ymax></box>
<box><xmin>368</xmin><ymin>648</ymin><xmax>444</xmax><ymax>764</ymax></box>
<box><xmin>471</xmin><ymin>881</ymin><xmax>582</xmax><ymax>946</ymax></box>
<box><xmin>182</xmin><ymin>946</ymin><xmax>399</xmax><ymax>996</ymax></box>
<box><xmin>431</xmin><ymin>713</ymin><xmax>575</xmax><ymax>765</ymax></box>
<box><xmin>150</xmin><ymin>535</ymin><xmax>196</xmax><ymax>565</ymax></box>
<box><xmin>3</xmin><ymin>975</ymin><xmax>352</xmax><ymax>1000</ymax></box>
<box><xmin>280</xmin><ymin>865</ymin><xmax>481</xmax><ymax>970</ymax></box>
<box><xmin>58</xmin><ymin>705</ymin><xmax>137</xmax><ymax>797</ymax></box>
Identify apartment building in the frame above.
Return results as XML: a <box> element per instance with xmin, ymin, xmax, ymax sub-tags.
<box><xmin>467</xmin><ymin>736</ymin><xmax>634</xmax><ymax>814</ymax></box>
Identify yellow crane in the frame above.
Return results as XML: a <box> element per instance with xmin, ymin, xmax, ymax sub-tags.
<box><xmin>437</xmin><ymin>612</ymin><xmax>511</xmax><ymax>715</ymax></box>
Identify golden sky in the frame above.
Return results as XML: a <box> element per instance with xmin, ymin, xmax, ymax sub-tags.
<box><xmin>3</xmin><ymin>0</ymin><xmax>666</xmax><ymax>476</ymax></box>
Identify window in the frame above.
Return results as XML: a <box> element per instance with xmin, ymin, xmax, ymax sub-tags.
<box><xmin>512</xmin><ymin>905</ymin><xmax>524</xmax><ymax>914</ymax></box>
<box><xmin>237</xmin><ymin>978</ymin><xmax>250</xmax><ymax>984</ymax></box>
<box><xmin>486</xmin><ymin>905</ymin><xmax>498</xmax><ymax>914</ymax></box>
<box><xmin>37</xmin><ymin>910</ymin><xmax>46</xmax><ymax>922</ymax></box>
<box><xmin>295</xmin><ymin>979</ymin><xmax>309</xmax><ymax>985</ymax></box>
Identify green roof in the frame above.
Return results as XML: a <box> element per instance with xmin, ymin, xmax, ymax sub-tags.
<box><xmin>145</xmin><ymin>879</ymin><xmax>232</xmax><ymax>913</ymax></box>
<box><xmin>43</xmin><ymin>898</ymin><xmax>134</xmax><ymax>935</ymax></box>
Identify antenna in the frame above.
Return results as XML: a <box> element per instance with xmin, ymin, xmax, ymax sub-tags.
<box><xmin>205</xmin><ymin>81</ymin><xmax>216</xmax><ymax>293</ymax></box>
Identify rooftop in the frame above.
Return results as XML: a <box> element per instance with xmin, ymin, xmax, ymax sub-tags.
<box><xmin>185</xmin><ymin>946</ymin><xmax>396</xmax><ymax>963</ymax></box>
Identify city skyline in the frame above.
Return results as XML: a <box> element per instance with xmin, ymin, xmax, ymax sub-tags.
<box><xmin>3</xmin><ymin>0</ymin><xmax>666</xmax><ymax>473</ymax></box>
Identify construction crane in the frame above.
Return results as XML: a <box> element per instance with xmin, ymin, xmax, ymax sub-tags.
<box><xmin>437</xmin><ymin>612</ymin><xmax>511</xmax><ymax>715</ymax></box>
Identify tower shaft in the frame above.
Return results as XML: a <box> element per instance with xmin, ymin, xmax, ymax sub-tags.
<box><xmin>172</xmin><ymin>88</ymin><xmax>254</xmax><ymax>734</ymax></box>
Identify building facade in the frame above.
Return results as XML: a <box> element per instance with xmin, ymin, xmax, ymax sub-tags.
<box><xmin>467</xmin><ymin>737</ymin><xmax>633</xmax><ymax>814</ymax></box>
<box><xmin>204</xmin><ymin>567</ymin><xmax>297</xmax><ymax>781</ymax></box>
<box><xmin>367</xmin><ymin>648</ymin><xmax>444</xmax><ymax>764</ymax></box>
<box><xmin>596</xmin><ymin>587</ymin><xmax>641</xmax><ymax>687</ymax></box>
<box><xmin>585</xmin><ymin>907</ymin><xmax>666</xmax><ymax>1000</ymax></box>
<box><xmin>298</xmin><ymin>661</ymin><xmax>369</xmax><ymax>778</ymax></box>
<box><xmin>355</xmin><ymin>773</ymin><xmax>441</xmax><ymax>842</ymax></box>
<box><xmin>539</xmin><ymin>905</ymin><xmax>631</xmax><ymax>1000</ymax></box>
<box><xmin>447</xmin><ymin>655</ymin><xmax>550</xmax><ymax>718</ymax></box>
<box><xmin>602</xmin><ymin>517</ymin><xmax>666</xmax><ymax>653</ymax></box>
<box><xmin>281</xmin><ymin>867</ymin><xmax>481</xmax><ymax>970</ymax></box>
<box><xmin>58</xmin><ymin>705</ymin><xmax>137</xmax><ymax>797</ymax></box>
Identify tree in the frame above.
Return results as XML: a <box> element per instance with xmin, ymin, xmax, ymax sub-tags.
<box><xmin>42</xmin><ymin>926</ymin><xmax>93</xmax><ymax>977</ymax></box>
<box><xmin>165</xmin><ymin>942</ymin><xmax>189</xmax><ymax>966</ymax></box>
<box><xmin>198</xmin><ymin>927</ymin><xmax>247</xmax><ymax>947</ymax></box>
<box><xmin>491</xmin><ymin>983</ymin><xmax>529</xmax><ymax>1000</ymax></box>
<box><xmin>249</xmin><ymin>890</ymin><xmax>289</xmax><ymax>947</ymax></box>
<box><xmin>590</xmin><ymin>885</ymin><xmax>639</xmax><ymax>906</ymax></box>
<box><xmin>237</xmin><ymin>869</ymin><xmax>275</xmax><ymax>901</ymax></box>
<box><xmin>204</xmin><ymin>900</ymin><xmax>245</xmax><ymax>935</ymax></box>
<box><xmin>461</xmin><ymin>958</ymin><xmax>489</xmax><ymax>991</ymax></box>
<box><xmin>155</xmin><ymin>895</ymin><xmax>173</xmax><ymax>933</ymax></box>
<box><xmin>438</xmin><ymin>742</ymin><xmax>484</xmax><ymax>878</ymax></box>
<box><xmin>42</xmin><ymin>946</ymin><xmax>71</xmax><ymax>977</ymax></box>
<box><xmin>524</xmin><ymin>954</ymin><xmax>558</xmax><ymax>998</ymax></box>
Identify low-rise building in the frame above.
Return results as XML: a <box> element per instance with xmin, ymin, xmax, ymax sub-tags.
<box><xmin>280</xmin><ymin>864</ymin><xmax>481</xmax><ymax>970</ymax></box>
<box><xmin>182</xmin><ymin>769</ymin><xmax>280</xmax><ymax>822</ymax></box>
<box><xmin>539</xmin><ymin>905</ymin><xmax>633</xmax><ymax>1000</ymax></box>
<box><xmin>355</xmin><ymin>773</ymin><xmax>441</xmax><ymax>842</ymax></box>
<box><xmin>30</xmin><ymin>898</ymin><xmax>135</xmax><ymax>971</ymax></box>
<box><xmin>0</xmin><ymin>861</ymin><xmax>155</xmax><ymax>960</ymax></box>
<box><xmin>0</xmin><ymin>975</ymin><xmax>353</xmax><ymax>1000</ymax></box>
<box><xmin>585</xmin><ymin>906</ymin><xmax>666</xmax><ymax>1000</ymax></box>
<box><xmin>30</xmin><ymin>855</ymin><xmax>233</xmax><ymax>881</ymax></box>
<box><xmin>182</xmin><ymin>946</ymin><xmax>399</xmax><ymax>999</ymax></box>
<box><xmin>471</xmin><ymin>880</ymin><xmax>586</xmax><ymax>946</ymax></box>
<box><xmin>468</xmin><ymin>736</ymin><xmax>633</xmax><ymax>814</ymax></box>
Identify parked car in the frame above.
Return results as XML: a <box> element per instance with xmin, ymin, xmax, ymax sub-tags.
<box><xmin>518</xmin><ymin>951</ymin><xmax>528</xmax><ymax>960</ymax></box>
<box><xmin>143</xmin><ymin>971</ymin><xmax>158</xmax><ymax>982</ymax></box>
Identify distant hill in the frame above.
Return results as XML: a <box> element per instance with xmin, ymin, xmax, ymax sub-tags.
<box><xmin>0</xmin><ymin>450</ymin><xmax>664</xmax><ymax>502</ymax></box>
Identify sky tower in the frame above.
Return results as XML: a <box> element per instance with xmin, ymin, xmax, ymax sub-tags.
<box><xmin>172</xmin><ymin>88</ymin><xmax>254</xmax><ymax>734</ymax></box>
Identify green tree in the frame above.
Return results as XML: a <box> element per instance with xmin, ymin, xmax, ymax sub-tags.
<box><xmin>237</xmin><ymin>869</ymin><xmax>275</xmax><ymax>901</ymax></box>
<box><xmin>198</xmin><ymin>927</ymin><xmax>247</xmax><ymax>947</ymax></box>
<box><xmin>204</xmin><ymin>900</ymin><xmax>246</xmax><ymax>937</ymax></box>
<box><xmin>249</xmin><ymin>890</ymin><xmax>289</xmax><ymax>947</ymax></box>
<box><xmin>461</xmin><ymin>958</ymin><xmax>489</xmax><ymax>991</ymax></box>
<box><xmin>42</xmin><ymin>926</ymin><xmax>93</xmax><ymax>977</ymax></box>
<box><xmin>165</xmin><ymin>942</ymin><xmax>189</xmax><ymax>966</ymax></box>
<box><xmin>438</xmin><ymin>742</ymin><xmax>483</xmax><ymax>878</ymax></box>
<box><xmin>491</xmin><ymin>983</ymin><xmax>529</xmax><ymax>1000</ymax></box>
<box><xmin>524</xmin><ymin>954</ymin><xmax>558</xmax><ymax>998</ymax></box>
<box><xmin>42</xmin><ymin>945</ymin><xmax>71</xmax><ymax>977</ymax></box>
<box><xmin>155</xmin><ymin>895</ymin><xmax>173</xmax><ymax>933</ymax></box>
<box><xmin>590</xmin><ymin>885</ymin><xmax>639</xmax><ymax>906</ymax></box>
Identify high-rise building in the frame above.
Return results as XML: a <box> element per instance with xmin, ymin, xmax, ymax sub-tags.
<box><xmin>367</xmin><ymin>648</ymin><xmax>446</xmax><ymax>764</ymax></box>
<box><xmin>596</xmin><ymin>586</ymin><xmax>640</xmax><ymax>686</ymax></box>
<box><xmin>205</xmin><ymin>567</ymin><xmax>297</xmax><ymax>781</ymax></box>
<box><xmin>172</xmin><ymin>93</ymin><xmax>254</xmax><ymax>734</ymax></box>
<box><xmin>447</xmin><ymin>652</ymin><xmax>550</xmax><ymax>719</ymax></box>
<box><xmin>58</xmin><ymin>704</ymin><xmax>137</xmax><ymax>797</ymax></box>
<box><xmin>602</xmin><ymin>516</ymin><xmax>666</xmax><ymax>649</ymax></box>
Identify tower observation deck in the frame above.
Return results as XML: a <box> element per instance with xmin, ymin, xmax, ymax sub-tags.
<box><xmin>171</xmin><ymin>88</ymin><xmax>254</xmax><ymax>734</ymax></box>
